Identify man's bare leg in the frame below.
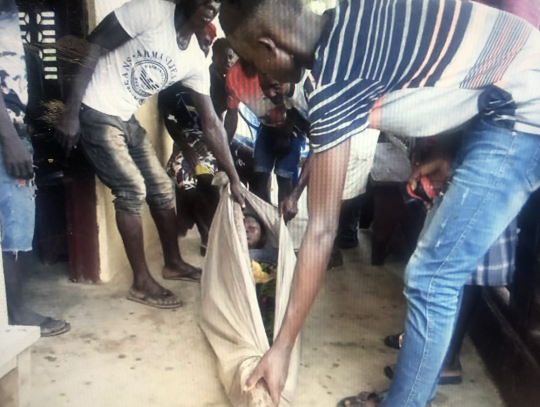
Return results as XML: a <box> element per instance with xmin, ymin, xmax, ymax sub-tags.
<box><xmin>116</xmin><ymin>211</ymin><xmax>183</xmax><ymax>306</ymax></box>
<box><xmin>150</xmin><ymin>207</ymin><xmax>201</xmax><ymax>280</ymax></box>
<box><xmin>276</xmin><ymin>175</ymin><xmax>293</xmax><ymax>205</ymax></box>
<box><xmin>251</xmin><ymin>172</ymin><xmax>272</xmax><ymax>203</ymax></box>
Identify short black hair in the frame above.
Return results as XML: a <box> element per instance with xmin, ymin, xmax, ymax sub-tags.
<box><xmin>212</xmin><ymin>38</ymin><xmax>232</xmax><ymax>57</ymax></box>
<box><xmin>219</xmin><ymin>0</ymin><xmax>302</xmax><ymax>38</ymax></box>
<box><xmin>219</xmin><ymin>0</ymin><xmax>264</xmax><ymax>37</ymax></box>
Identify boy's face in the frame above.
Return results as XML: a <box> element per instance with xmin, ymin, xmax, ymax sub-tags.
<box><xmin>244</xmin><ymin>216</ymin><xmax>263</xmax><ymax>249</ymax></box>
<box><xmin>213</xmin><ymin>47</ymin><xmax>238</xmax><ymax>76</ymax></box>
<box><xmin>258</xmin><ymin>72</ymin><xmax>289</xmax><ymax>106</ymax></box>
<box><xmin>229</xmin><ymin>36</ymin><xmax>302</xmax><ymax>84</ymax></box>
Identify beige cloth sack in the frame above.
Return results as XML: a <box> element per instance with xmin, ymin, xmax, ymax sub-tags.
<box><xmin>201</xmin><ymin>174</ymin><xmax>300</xmax><ymax>407</ymax></box>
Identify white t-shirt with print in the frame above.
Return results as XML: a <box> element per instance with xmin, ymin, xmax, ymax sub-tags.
<box><xmin>83</xmin><ymin>0</ymin><xmax>210</xmax><ymax>121</ymax></box>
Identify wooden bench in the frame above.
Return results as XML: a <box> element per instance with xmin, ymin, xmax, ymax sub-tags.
<box><xmin>0</xmin><ymin>250</ymin><xmax>40</xmax><ymax>407</ymax></box>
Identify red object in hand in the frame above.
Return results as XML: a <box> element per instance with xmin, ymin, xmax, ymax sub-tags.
<box><xmin>407</xmin><ymin>176</ymin><xmax>438</xmax><ymax>203</ymax></box>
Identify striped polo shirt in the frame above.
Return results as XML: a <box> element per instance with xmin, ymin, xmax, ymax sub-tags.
<box><xmin>308</xmin><ymin>0</ymin><xmax>540</xmax><ymax>153</ymax></box>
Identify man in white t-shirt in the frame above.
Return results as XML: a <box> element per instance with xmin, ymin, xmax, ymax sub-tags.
<box><xmin>55</xmin><ymin>0</ymin><xmax>244</xmax><ymax>309</ymax></box>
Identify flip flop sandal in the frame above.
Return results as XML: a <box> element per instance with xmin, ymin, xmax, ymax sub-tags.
<box><xmin>163</xmin><ymin>269</ymin><xmax>202</xmax><ymax>282</ymax></box>
<box><xmin>384</xmin><ymin>364</ymin><xmax>462</xmax><ymax>385</ymax></box>
<box><xmin>126</xmin><ymin>288</ymin><xmax>183</xmax><ymax>309</ymax></box>
<box><xmin>41</xmin><ymin>318</ymin><xmax>71</xmax><ymax>337</ymax></box>
<box><xmin>383</xmin><ymin>333</ymin><xmax>403</xmax><ymax>350</ymax></box>
<box><xmin>337</xmin><ymin>391</ymin><xmax>384</xmax><ymax>407</ymax></box>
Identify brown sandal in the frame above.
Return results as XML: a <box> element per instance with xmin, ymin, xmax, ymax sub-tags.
<box><xmin>126</xmin><ymin>287</ymin><xmax>183</xmax><ymax>309</ymax></box>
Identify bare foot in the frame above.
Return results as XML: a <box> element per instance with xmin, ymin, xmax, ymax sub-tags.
<box><xmin>162</xmin><ymin>261</ymin><xmax>202</xmax><ymax>282</ymax></box>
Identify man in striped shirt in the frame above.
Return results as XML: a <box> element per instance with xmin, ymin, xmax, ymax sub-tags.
<box><xmin>220</xmin><ymin>0</ymin><xmax>540</xmax><ymax>406</ymax></box>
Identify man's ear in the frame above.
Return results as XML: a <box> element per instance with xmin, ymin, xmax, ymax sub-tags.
<box><xmin>258</xmin><ymin>37</ymin><xmax>277</xmax><ymax>54</ymax></box>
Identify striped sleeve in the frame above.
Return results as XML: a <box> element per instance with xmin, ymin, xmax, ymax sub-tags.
<box><xmin>308</xmin><ymin>78</ymin><xmax>383</xmax><ymax>153</ymax></box>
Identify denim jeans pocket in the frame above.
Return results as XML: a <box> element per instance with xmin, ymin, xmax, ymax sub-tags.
<box><xmin>526</xmin><ymin>141</ymin><xmax>540</xmax><ymax>190</ymax></box>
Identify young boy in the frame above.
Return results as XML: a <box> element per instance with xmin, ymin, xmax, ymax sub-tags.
<box><xmin>55</xmin><ymin>0</ymin><xmax>244</xmax><ymax>309</ymax></box>
<box><xmin>225</xmin><ymin>60</ymin><xmax>306</xmax><ymax>204</ymax></box>
<box><xmin>220</xmin><ymin>0</ymin><xmax>540</xmax><ymax>406</ymax></box>
<box><xmin>210</xmin><ymin>38</ymin><xmax>239</xmax><ymax>117</ymax></box>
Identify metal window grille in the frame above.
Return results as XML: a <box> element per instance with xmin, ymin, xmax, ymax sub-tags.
<box><xmin>19</xmin><ymin>10</ymin><xmax>58</xmax><ymax>81</ymax></box>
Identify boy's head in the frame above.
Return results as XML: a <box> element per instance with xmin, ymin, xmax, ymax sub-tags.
<box><xmin>244</xmin><ymin>214</ymin><xmax>266</xmax><ymax>249</ymax></box>
<box><xmin>196</xmin><ymin>23</ymin><xmax>217</xmax><ymax>57</ymax></box>
<box><xmin>258</xmin><ymin>72</ymin><xmax>291</xmax><ymax>106</ymax></box>
<box><xmin>212</xmin><ymin>38</ymin><xmax>238</xmax><ymax>76</ymax></box>
<box><xmin>219</xmin><ymin>0</ymin><xmax>308</xmax><ymax>83</ymax></box>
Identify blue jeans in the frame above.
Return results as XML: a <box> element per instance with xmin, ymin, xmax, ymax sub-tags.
<box><xmin>381</xmin><ymin>119</ymin><xmax>540</xmax><ymax>407</ymax></box>
<box><xmin>0</xmin><ymin>133</ymin><xmax>36</xmax><ymax>253</ymax></box>
<box><xmin>79</xmin><ymin>105</ymin><xmax>174</xmax><ymax>214</ymax></box>
<box><xmin>253</xmin><ymin>124</ymin><xmax>304</xmax><ymax>179</ymax></box>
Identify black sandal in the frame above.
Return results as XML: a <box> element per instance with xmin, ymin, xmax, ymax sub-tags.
<box><xmin>383</xmin><ymin>333</ymin><xmax>403</xmax><ymax>350</ymax></box>
<box><xmin>337</xmin><ymin>391</ymin><xmax>384</xmax><ymax>407</ymax></box>
<box><xmin>40</xmin><ymin>317</ymin><xmax>71</xmax><ymax>337</ymax></box>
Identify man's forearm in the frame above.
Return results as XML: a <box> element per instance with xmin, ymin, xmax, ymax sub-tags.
<box><xmin>0</xmin><ymin>94</ymin><xmax>20</xmax><ymax>144</ymax></box>
<box><xmin>193</xmin><ymin>93</ymin><xmax>241</xmax><ymax>185</ymax></box>
<box><xmin>206</xmin><ymin>117</ymin><xmax>241</xmax><ymax>184</ymax></box>
<box><xmin>0</xmin><ymin>93</ymin><xmax>34</xmax><ymax>178</ymax></box>
<box><xmin>273</xmin><ymin>140</ymin><xmax>349</xmax><ymax>350</ymax></box>
<box><xmin>274</xmin><ymin>219</ymin><xmax>336</xmax><ymax>350</ymax></box>
<box><xmin>290</xmin><ymin>153</ymin><xmax>311</xmax><ymax>200</ymax></box>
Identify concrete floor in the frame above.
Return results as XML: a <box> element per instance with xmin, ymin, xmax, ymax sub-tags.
<box><xmin>23</xmin><ymin>230</ymin><xmax>503</xmax><ymax>407</ymax></box>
